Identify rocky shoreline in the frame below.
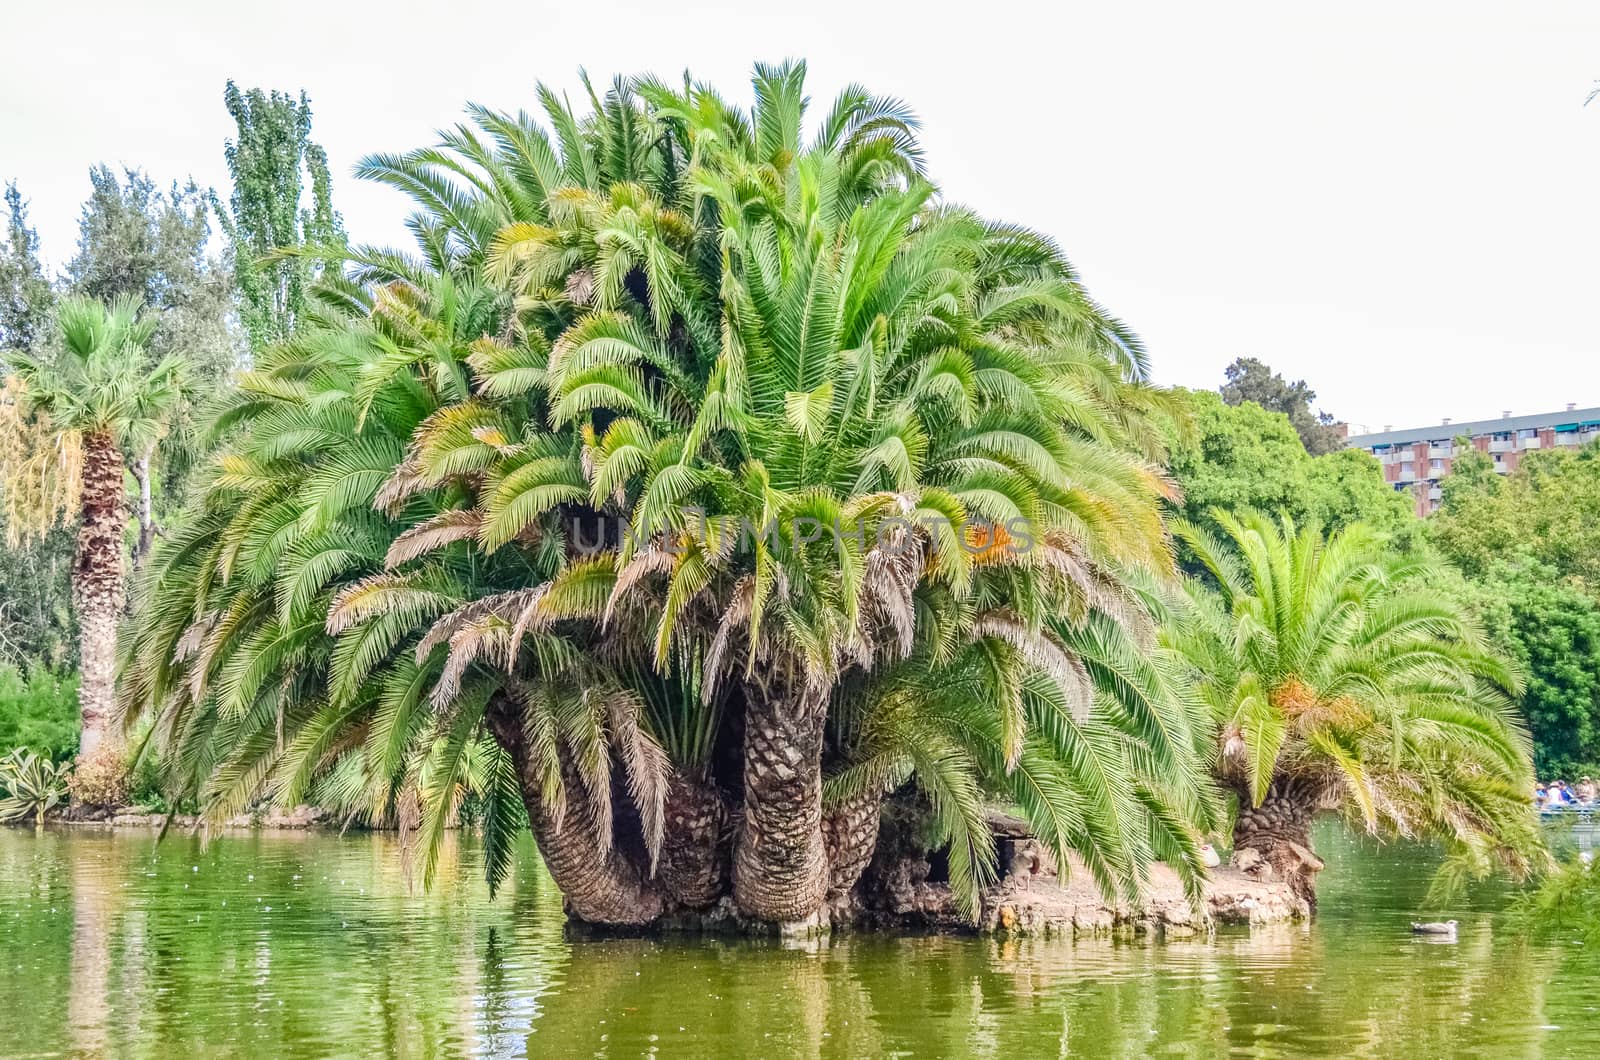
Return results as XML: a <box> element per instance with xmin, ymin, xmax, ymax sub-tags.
<box><xmin>33</xmin><ymin>803</ymin><xmax>332</xmax><ymax>831</ymax></box>
<box><xmin>645</xmin><ymin>856</ymin><xmax>1307</xmax><ymax>940</ymax></box>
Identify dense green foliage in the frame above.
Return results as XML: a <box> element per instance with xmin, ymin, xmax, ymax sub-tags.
<box><xmin>1218</xmin><ymin>356</ymin><xmax>1345</xmax><ymax>455</ymax></box>
<box><xmin>1165</xmin><ymin>389</ymin><xmax>1418</xmax><ymax>547</ymax></box>
<box><xmin>1433</xmin><ymin>445</ymin><xmax>1600</xmax><ymax>586</ymax></box>
<box><xmin>0</xmin><ymin>184</ymin><xmax>53</xmax><ymax>353</ymax></box>
<box><xmin>220</xmin><ymin>82</ymin><xmax>343</xmax><ymax>353</ymax></box>
<box><xmin>1451</xmin><ymin>561</ymin><xmax>1600</xmax><ymax>777</ymax></box>
<box><xmin>0</xmin><ymin>525</ymin><xmax>74</xmax><ymax>669</ymax></box>
<box><xmin>65</xmin><ymin>166</ymin><xmax>239</xmax><ymax>384</ymax></box>
<box><xmin>0</xmin><ymin>666</ymin><xmax>78</xmax><ymax>760</ymax></box>
<box><xmin>1429</xmin><ymin>447</ymin><xmax>1600</xmax><ymax>778</ymax></box>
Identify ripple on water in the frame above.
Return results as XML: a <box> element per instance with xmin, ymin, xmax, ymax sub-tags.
<box><xmin>0</xmin><ymin>822</ymin><xmax>1595</xmax><ymax>1057</ymax></box>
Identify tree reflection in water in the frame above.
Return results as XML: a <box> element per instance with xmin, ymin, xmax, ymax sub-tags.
<box><xmin>0</xmin><ymin>824</ymin><xmax>1592</xmax><ymax>1057</ymax></box>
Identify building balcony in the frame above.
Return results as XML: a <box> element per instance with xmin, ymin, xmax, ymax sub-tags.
<box><xmin>1557</xmin><ymin>432</ymin><xmax>1582</xmax><ymax>446</ymax></box>
<box><xmin>1488</xmin><ymin>438</ymin><xmax>1515</xmax><ymax>452</ymax></box>
<box><xmin>1396</xmin><ymin>469</ymin><xmax>1417</xmax><ymax>483</ymax></box>
<box><xmin>1493</xmin><ymin>463</ymin><xmax>1510</xmax><ymax>473</ymax></box>
<box><xmin>1518</xmin><ymin>436</ymin><xmax>1542</xmax><ymax>450</ymax></box>
<box><xmin>1428</xmin><ymin>486</ymin><xmax>1442</xmax><ymax>500</ymax></box>
<box><xmin>1428</xmin><ymin>446</ymin><xmax>1453</xmax><ymax>459</ymax></box>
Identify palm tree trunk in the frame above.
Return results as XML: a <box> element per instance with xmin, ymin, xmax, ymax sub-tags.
<box><xmin>1231</xmin><ymin>779</ymin><xmax>1327</xmax><ymax>910</ymax></box>
<box><xmin>74</xmin><ymin>430</ymin><xmax>125</xmax><ymax>757</ymax></box>
<box><xmin>732</xmin><ymin>667</ymin><xmax>830</xmax><ymax>922</ymax></box>
<box><xmin>822</xmin><ymin>789</ymin><xmax>883</xmax><ymax>896</ymax></box>
<box><xmin>488</xmin><ymin>696</ymin><xmax>664</xmax><ymax>926</ymax></box>
<box><xmin>658</xmin><ymin>769</ymin><xmax>727</xmax><ymax>908</ymax></box>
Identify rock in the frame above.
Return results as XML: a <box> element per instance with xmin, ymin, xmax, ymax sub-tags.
<box><xmin>1232</xmin><ymin>847</ymin><xmax>1266</xmax><ymax>875</ymax></box>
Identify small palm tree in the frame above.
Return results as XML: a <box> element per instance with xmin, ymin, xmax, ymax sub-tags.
<box><xmin>4</xmin><ymin>295</ymin><xmax>181</xmax><ymax>762</ymax></box>
<box><xmin>1168</xmin><ymin>510</ymin><xmax>1542</xmax><ymax>906</ymax></box>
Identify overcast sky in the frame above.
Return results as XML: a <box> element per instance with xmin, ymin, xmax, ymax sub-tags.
<box><xmin>4</xmin><ymin>1</ymin><xmax>1597</xmax><ymax>432</ymax></box>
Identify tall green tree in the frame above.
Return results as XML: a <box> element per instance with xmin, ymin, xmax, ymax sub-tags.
<box><xmin>1165</xmin><ymin>389</ymin><xmax>1418</xmax><ymax>549</ymax></box>
<box><xmin>1432</xmin><ymin>444</ymin><xmax>1600</xmax><ymax>587</ymax></box>
<box><xmin>1431</xmin><ymin>448</ymin><xmax>1600</xmax><ymax>777</ymax></box>
<box><xmin>1168</xmin><ymin>511</ymin><xmax>1541</xmax><ymax>907</ymax></box>
<box><xmin>1219</xmin><ymin>356</ymin><xmax>1345</xmax><ymax>455</ymax></box>
<box><xmin>1457</xmin><ymin>560</ymin><xmax>1600</xmax><ymax>778</ymax></box>
<box><xmin>219</xmin><ymin>82</ymin><xmax>343</xmax><ymax>353</ymax></box>
<box><xmin>126</xmin><ymin>64</ymin><xmax>1212</xmax><ymax>928</ymax></box>
<box><xmin>0</xmin><ymin>183</ymin><xmax>54</xmax><ymax>355</ymax></box>
<box><xmin>5</xmin><ymin>297</ymin><xmax>181</xmax><ymax>767</ymax></box>
<box><xmin>0</xmin><ymin>378</ymin><xmax>76</xmax><ymax>671</ymax></box>
<box><xmin>65</xmin><ymin>166</ymin><xmax>239</xmax><ymax>563</ymax></box>
<box><xmin>0</xmin><ymin>185</ymin><xmax>72</xmax><ymax>671</ymax></box>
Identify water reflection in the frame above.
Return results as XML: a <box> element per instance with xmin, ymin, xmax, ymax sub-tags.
<box><xmin>1</xmin><ymin>824</ymin><xmax>1597</xmax><ymax>1057</ymax></box>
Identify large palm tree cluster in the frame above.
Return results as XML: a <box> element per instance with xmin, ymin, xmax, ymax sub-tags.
<box><xmin>1167</xmin><ymin>511</ymin><xmax>1543</xmax><ymax>906</ymax></box>
<box><xmin>124</xmin><ymin>63</ymin><xmax>1224</xmax><ymax>927</ymax></box>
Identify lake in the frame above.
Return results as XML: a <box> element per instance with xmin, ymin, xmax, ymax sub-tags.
<box><xmin>1</xmin><ymin>823</ymin><xmax>1596</xmax><ymax>1057</ymax></box>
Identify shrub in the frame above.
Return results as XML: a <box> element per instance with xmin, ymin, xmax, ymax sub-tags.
<box><xmin>67</xmin><ymin>743</ymin><xmax>129</xmax><ymax>808</ymax></box>
<box><xmin>126</xmin><ymin>741</ymin><xmax>196</xmax><ymax>814</ymax></box>
<box><xmin>0</xmin><ymin>665</ymin><xmax>78</xmax><ymax>760</ymax></box>
<box><xmin>0</xmin><ymin>749</ymin><xmax>71</xmax><ymax>824</ymax></box>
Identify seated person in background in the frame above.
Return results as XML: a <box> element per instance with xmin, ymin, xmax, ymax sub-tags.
<box><xmin>1551</xmin><ymin>781</ymin><xmax>1573</xmax><ymax>806</ymax></box>
<box><xmin>1536</xmin><ymin>784</ymin><xmax>1549</xmax><ymax>807</ymax></box>
<box><xmin>1579</xmin><ymin>777</ymin><xmax>1598</xmax><ymax>805</ymax></box>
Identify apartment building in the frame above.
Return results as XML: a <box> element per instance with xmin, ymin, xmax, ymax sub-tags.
<box><xmin>1345</xmin><ymin>404</ymin><xmax>1600</xmax><ymax>516</ymax></box>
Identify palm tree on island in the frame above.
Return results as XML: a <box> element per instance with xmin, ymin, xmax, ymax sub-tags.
<box><xmin>1168</xmin><ymin>511</ymin><xmax>1542</xmax><ymax>907</ymax></box>
<box><xmin>122</xmin><ymin>62</ymin><xmax>1540</xmax><ymax>930</ymax></box>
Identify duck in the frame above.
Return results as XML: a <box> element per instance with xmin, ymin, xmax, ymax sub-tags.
<box><xmin>1410</xmin><ymin>920</ymin><xmax>1459</xmax><ymax>937</ymax></box>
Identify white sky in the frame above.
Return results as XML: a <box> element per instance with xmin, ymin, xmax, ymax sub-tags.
<box><xmin>3</xmin><ymin>0</ymin><xmax>1598</xmax><ymax>432</ymax></box>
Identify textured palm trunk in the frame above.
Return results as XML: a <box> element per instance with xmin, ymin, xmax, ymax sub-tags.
<box><xmin>74</xmin><ymin>430</ymin><xmax>125</xmax><ymax>758</ymax></box>
<box><xmin>1232</xmin><ymin>780</ymin><xmax>1326</xmax><ymax>910</ymax></box>
<box><xmin>658</xmin><ymin>770</ymin><xmax>727</xmax><ymax>908</ymax></box>
<box><xmin>822</xmin><ymin>789</ymin><xmax>884</xmax><ymax>896</ymax></box>
<box><xmin>489</xmin><ymin>699</ymin><xmax>664</xmax><ymax>926</ymax></box>
<box><xmin>733</xmin><ymin>670</ymin><xmax>830</xmax><ymax>922</ymax></box>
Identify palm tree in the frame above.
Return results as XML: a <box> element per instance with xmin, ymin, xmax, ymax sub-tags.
<box><xmin>125</xmin><ymin>63</ymin><xmax>1211</xmax><ymax>927</ymax></box>
<box><xmin>3</xmin><ymin>295</ymin><xmax>180</xmax><ymax>763</ymax></box>
<box><xmin>1167</xmin><ymin>509</ymin><xmax>1543</xmax><ymax>907</ymax></box>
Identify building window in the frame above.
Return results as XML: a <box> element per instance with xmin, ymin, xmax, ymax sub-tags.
<box><xmin>1493</xmin><ymin>453</ymin><xmax>1504</xmax><ymax>463</ymax></box>
<box><xmin>1494</xmin><ymin>432</ymin><xmax>1513</xmax><ymax>441</ymax></box>
<box><xmin>1430</xmin><ymin>459</ymin><xmax>1443</xmax><ymax>470</ymax></box>
<box><xmin>1519</xmin><ymin>428</ymin><xmax>1538</xmax><ymax>439</ymax></box>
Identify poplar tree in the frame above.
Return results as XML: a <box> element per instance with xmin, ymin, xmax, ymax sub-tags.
<box><xmin>219</xmin><ymin>82</ymin><xmax>343</xmax><ymax>353</ymax></box>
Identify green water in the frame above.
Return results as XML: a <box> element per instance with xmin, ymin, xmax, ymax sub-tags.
<box><xmin>1</xmin><ymin>825</ymin><xmax>1595</xmax><ymax>1058</ymax></box>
